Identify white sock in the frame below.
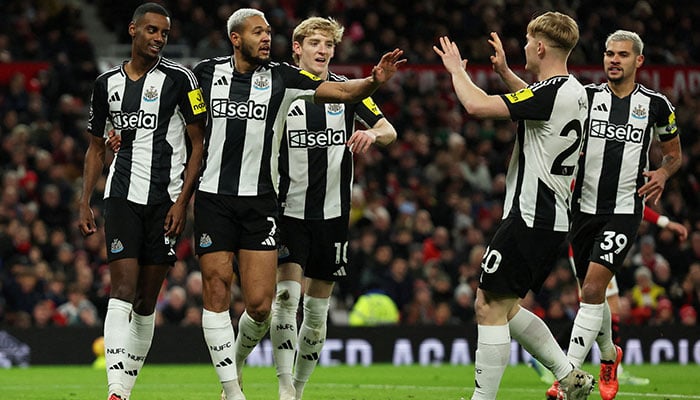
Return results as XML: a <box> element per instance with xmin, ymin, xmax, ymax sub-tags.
<box><xmin>203</xmin><ymin>309</ymin><xmax>241</xmax><ymax>397</ymax></box>
<box><xmin>271</xmin><ymin>281</ymin><xmax>301</xmax><ymax>390</ymax></box>
<box><xmin>104</xmin><ymin>298</ymin><xmax>132</xmax><ymax>397</ymax></box>
<box><xmin>568</xmin><ymin>302</ymin><xmax>604</xmax><ymax>368</ymax></box>
<box><xmin>596</xmin><ymin>300</ymin><xmax>617</xmax><ymax>361</ymax></box>
<box><xmin>234</xmin><ymin>310</ymin><xmax>271</xmax><ymax>375</ymax></box>
<box><xmin>471</xmin><ymin>325</ymin><xmax>510</xmax><ymax>400</ymax></box>
<box><xmin>509</xmin><ymin>307</ymin><xmax>572</xmax><ymax>381</ymax></box>
<box><xmin>293</xmin><ymin>296</ymin><xmax>330</xmax><ymax>399</ymax></box>
<box><xmin>123</xmin><ymin>311</ymin><xmax>155</xmax><ymax>397</ymax></box>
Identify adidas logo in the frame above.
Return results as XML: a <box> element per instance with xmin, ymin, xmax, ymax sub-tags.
<box><xmin>109</xmin><ymin>362</ymin><xmax>124</xmax><ymax>370</ymax></box>
<box><xmin>332</xmin><ymin>266</ymin><xmax>347</xmax><ymax>277</ymax></box>
<box><xmin>214</xmin><ymin>75</ymin><xmax>229</xmax><ymax>86</ymax></box>
<box><xmin>593</xmin><ymin>103</ymin><xmax>608</xmax><ymax>112</ymax></box>
<box><xmin>301</xmin><ymin>352</ymin><xmax>319</xmax><ymax>361</ymax></box>
<box><xmin>215</xmin><ymin>357</ymin><xmax>233</xmax><ymax>368</ymax></box>
<box><xmin>109</xmin><ymin>92</ymin><xmax>121</xmax><ymax>102</ymax></box>
<box><xmin>261</xmin><ymin>237</ymin><xmax>276</xmax><ymax>247</ymax></box>
<box><xmin>124</xmin><ymin>369</ymin><xmax>138</xmax><ymax>376</ymax></box>
<box><xmin>287</xmin><ymin>105</ymin><xmax>304</xmax><ymax>117</ymax></box>
<box><xmin>571</xmin><ymin>336</ymin><xmax>585</xmax><ymax>346</ymax></box>
<box><xmin>277</xmin><ymin>340</ymin><xmax>294</xmax><ymax>350</ymax></box>
<box><xmin>600</xmin><ymin>253</ymin><xmax>614</xmax><ymax>264</ymax></box>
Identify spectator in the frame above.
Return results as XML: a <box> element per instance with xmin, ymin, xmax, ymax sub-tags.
<box><xmin>55</xmin><ymin>283</ymin><xmax>101</xmax><ymax>327</ymax></box>
<box><xmin>630</xmin><ymin>266</ymin><xmax>666</xmax><ymax>325</ymax></box>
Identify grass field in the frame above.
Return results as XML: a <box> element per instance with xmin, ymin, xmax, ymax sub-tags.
<box><xmin>1</xmin><ymin>363</ymin><xmax>699</xmax><ymax>400</ymax></box>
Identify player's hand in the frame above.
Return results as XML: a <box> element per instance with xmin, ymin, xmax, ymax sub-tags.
<box><xmin>106</xmin><ymin>129</ymin><xmax>121</xmax><ymax>152</ymax></box>
<box><xmin>666</xmin><ymin>220</ymin><xmax>688</xmax><ymax>242</ymax></box>
<box><xmin>164</xmin><ymin>201</ymin><xmax>187</xmax><ymax>237</ymax></box>
<box><xmin>78</xmin><ymin>204</ymin><xmax>97</xmax><ymax>237</ymax></box>
<box><xmin>638</xmin><ymin>169</ymin><xmax>668</xmax><ymax>205</ymax></box>
<box><xmin>433</xmin><ymin>36</ymin><xmax>469</xmax><ymax>74</ymax></box>
<box><xmin>488</xmin><ymin>32</ymin><xmax>509</xmax><ymax>75</ymax></box>
<box><xmin>371</xmin><ymin>48</ymin><xmax>406</xmax><ymax>85</ymax></box>
<box><xmin>347</xmin><ymin>130</ymin><xmax>377</xmax><ymax>154</ymax></box>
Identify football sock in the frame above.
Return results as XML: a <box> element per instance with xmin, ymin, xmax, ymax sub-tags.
<box><xmin>123</xmin><ymin>311</ymin><xmax>155</xmax><ymax>397</ymax></box>
<box><xmin>234</xmin><ymin>310</ymin><xmax>271</xmax><ymax>376</ymax></box>
<box><xmin>508</xmin><ymin>307</ymin><xmax>572</xmax><ymax>381</ymax></box>
<box><xmin>471</xmin><ymin>324</ymin><xmax>510</xmax><ymax>400</ymax></box>
<box><xmin>202</xmin><ymin>308</ymin><xmax>241</xmax><ymax>397</ymax></box>
<box><xmin>271</xmin><ymin>280</ymin><xmax>301</xmax><ymax>390</ymax></box>
<box><xmin>596</xmin><ymin>300</ymin><xmax>617</xmax><ymax>361</ymax></box>
<box><xmin>567</xmin><ymin>302</ymin><xmax>604</xmax><ymax>367</ymax></box>
<box><xmin>293</xmin><ymin>295</ymin><xmax>330</xmax><ymax>399</ymax></box>
<box><xmin>104</xmin><ymin>298</ymin><xmax>132</xmax><ymax>397</ymax></box>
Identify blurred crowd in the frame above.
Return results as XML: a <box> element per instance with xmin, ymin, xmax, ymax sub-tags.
<box><xmin>1</xmin><ymin>0</ymin><xmax>699</xmax><ymax>330</ymax></box>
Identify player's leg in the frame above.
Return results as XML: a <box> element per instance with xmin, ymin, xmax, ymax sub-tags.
<box><xmin>195</xmin><ymin>192</ymin><xmax>244</xmax><ymax>399</ymax></box>
<box><xmin>234</xmin><ymin>248</ymin><xmax>276</xmax><ymax>375</ymax></box>
<box><xmin>271</xmin><ymin>262</ymin><xmax>303</xmax><ymax>400</ymax></box>
<box><xmin>102</xmin><ymin>198</ymin><xmax>142</xmax><ymax>400</ymax></box>
<box><xmin>122</xmin><ymin>201</ymin><xmax>177</xmax><ymax>397</ymax></box>
<box><xmin>568</xmin><ymin>262</ymin><xmax>611</xmax><ymax>366</ymax></box>
<box><xmin>293</xmin><ymin>279</ymin><xmax>334</xmax><ymax>400</ymax></box>
<box><xmin>201</xmin><ymin>251</ymin><xmax>243</xmax><ymax>399</ymax></box>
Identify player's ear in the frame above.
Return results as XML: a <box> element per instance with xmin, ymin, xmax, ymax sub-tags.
<box><xmin>636</xmin><ymin>54</ymin><xmax>645</xmax><ymax>68</ymax></box>
<box><xmin>128</xmin><ymin>22</ymin><xmax>136</xmax><ymax>39</ymax></box>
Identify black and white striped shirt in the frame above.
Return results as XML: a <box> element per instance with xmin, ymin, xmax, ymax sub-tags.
<box><xmin>278</xmin><ymin>71</ymin><xmax>384</xmax><ymax>220</ymax></box>
<box><xmin>87</xmin><ymin>57</ymin><xmax>207</xmax><ymax>205</ymax></box>
<box><xmin>193</xmin><ymin>57</ymin><xmax>324</xmax><ymax>196</ymax></box>
<box><xmin>572</xmin><ymin>83</ymin><xmax>679</xmax><ymax>215</ymax></box>
<box><xmin>500</xmin><ymin>74</ymin><xmax>588</xmax><ymax>232</ymax></box>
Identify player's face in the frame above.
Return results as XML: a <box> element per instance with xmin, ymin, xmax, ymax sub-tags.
<box><xmin>233</xmin><ymin>15</ymin><xmax>272</xmax><ymax>65</ymax></box>
<box><xmin>294</xmin><ymin>31</ymin><xmax>335</xmax><ymax>78</ymax></box>
<box><xmin>604</xmin><ymin>40</ymin><xmax>643</xmax><ymax>84</ymax></box>
<box><xmin>523</xmin><ymin>33</ymin><xmax>539</xmax><ymax>73</ymax></box>
<box><xmin>130</xmin><ymin>12</ymin><xmax>170</xmax><ymax>61</ymax></box>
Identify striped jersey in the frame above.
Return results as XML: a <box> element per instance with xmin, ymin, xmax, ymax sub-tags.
<box><xmin>500</xmin><ymin>74</ymin><xmax>588</xmax><ymax>232</ymax></box>
<box><xmin>87</xmin><ymin>57</ymin><xmax>207</xmax><ymax>205</ymax></box>
<box><xmin>278</xmin><ymin>71</ymin><xmax>385</xmax><ymax>220</ymax></box>
<box><xmin>572</xmin><ymin>83</ymin><xmax>679</xmax><ymax>215</ymax></box>
<box><xmin>193</xmin><ymin>57</ymin><xmax>324</xmax><ymax>196</ymax></box>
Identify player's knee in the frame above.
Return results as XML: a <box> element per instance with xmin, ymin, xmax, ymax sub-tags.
<box><xmin>580</xmin><ymin>281</ymin><xmax>607</xmax><ymax>303</ymax></box>
<box><xmin>247</xmin><ymin>306</ymin><xmax>271</xmax><ymax>323</ymax></box>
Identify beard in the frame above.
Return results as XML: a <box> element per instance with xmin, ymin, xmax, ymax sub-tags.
<box><xmin>240</xmin><ymin>41</ymin><xmax>270</xmax><ymax>65</ymax></box>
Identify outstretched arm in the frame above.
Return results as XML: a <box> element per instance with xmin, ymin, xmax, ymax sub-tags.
<box><xmin>433</xmin><ymin>36</ymin><xmax>510</xmax><ymax>119</ymax></box>
<box><xmin>314</xmin><ymin>49</ymin><xmax>406</xmax><ymax>104</ymax></box>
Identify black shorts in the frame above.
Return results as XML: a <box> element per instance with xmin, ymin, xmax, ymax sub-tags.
<box><xmin>194</xmin><ymin>190</ymin><xmax>279</xmax><ymax>254</ymax></box>
<box><xmin>569</xmin><ymin>212</ymin><xmax>641</xmax><ymax>280</ymax></box>
<box><xmin>103</xmin><ymin>197</ymin><xmax>177</xmax><ymax>265</ymax></box>
<box><xmin>277</xmin><ymin>215</ymin><xmax>349</xmax><ymax>281</ymax></box>
<box><xmin>479</xmin><ymin>216</ymin><xmax>567</xmax><ymax>298</ymax></box>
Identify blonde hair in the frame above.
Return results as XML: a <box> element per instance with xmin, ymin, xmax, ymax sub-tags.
<box><xmin>527</xmin><ymin>11</ymin><xmax>579</xmax><ymax>53</ymax></box>
<box><xmin>606</xmin><ymin>30</ymin><xmax>644</xmax><ymax>55</ymax></box>
<box><xmin>292</xmin><ymin>17</ymin><xmax>344</xmax><ymax>64</ymax></box>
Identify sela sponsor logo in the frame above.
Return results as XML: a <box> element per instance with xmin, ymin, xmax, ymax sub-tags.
<box><xmin>589</xmin><ymin>119</ymin><xmax>643</xmax><ymax>143</ymax></box>
<box><xmin>211</xmin><ymin>99</ymin><xmax>267</xmax><ymax>120</ymax></box>
<box><xmin>111</xmin><ymin>110</ymin><xmax>157</xmax><ymax>130</ymax></box>
<box><xmin>288</xmin><ymin>128</ymin><xmax>346</xmax><ymax>148</ymax></box>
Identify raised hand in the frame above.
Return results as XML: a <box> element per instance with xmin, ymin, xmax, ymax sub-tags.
<box><xmin>433</xmin><ymin>36</ymin><xmax>468</xmax><ymax>74</ymax></box>
<box><xmin>371</xmin><ymin>48</ymin><xmax>406</xmax><ymax>84</ymax></box>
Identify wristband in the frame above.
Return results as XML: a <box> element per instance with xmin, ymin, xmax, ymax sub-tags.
<box><xmin>657</xmin><ymin>216</ymin><xmax>670</xmax><ymax>228</ymax></box>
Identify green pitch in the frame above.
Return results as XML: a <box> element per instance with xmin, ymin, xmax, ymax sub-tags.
<box><xmin>1</xmin><ymin>363</ymin><xmax>699</xmax><ymax>400</ymax></box>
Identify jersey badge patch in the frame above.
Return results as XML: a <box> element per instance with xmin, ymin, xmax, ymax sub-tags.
<box><xmin>506</xmin><ymin>88</ymin><xmax>534</xmax><ymax>103</ymax></box>
<box><xmin>188</xmin><ymin>88</ymin><xmax>207</xmax><ymax>115</ymax></box>
<box><xmin>632</xmin><ymin>104</ymin><xmax>647</xmax><ymax>119</ymax></box>
<box><xmin>253</xmin><ymin>75</ymin><xmax>270</xmax><ymax>90</ymax></box>
<box><xmin>143</xmin><ymin>86</ymin><xmax>159</xmax><ymax>102</ymax></box>
<box><xmin>362</xmin><ymin>97</ymin><xmax>381</xmax><ymax>116</ymax></box>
